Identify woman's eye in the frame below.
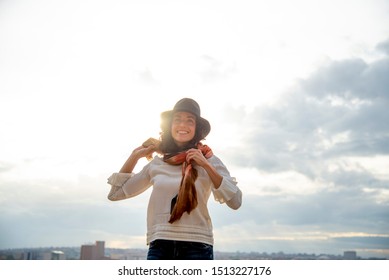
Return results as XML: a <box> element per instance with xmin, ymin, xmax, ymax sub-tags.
<box><xmin>173</xmin><ymin>118</ymin><xmax>195</xmax><ymax>125</ymax></box>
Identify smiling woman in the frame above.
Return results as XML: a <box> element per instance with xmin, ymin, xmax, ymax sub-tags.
<box><xmin>106</xmin><ymin>98</ymin><xmax>242</xmax><ymax>260</ymax></box>
<box><xmin>1</xmin><ymin>0</ymin><xmax>388</xmax><ymax>260</ymax></box>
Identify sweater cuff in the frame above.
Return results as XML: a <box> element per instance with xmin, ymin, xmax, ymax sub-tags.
<box><xmin>107</xmin><ymin>172</ymin><xmax>134</xmax><ymax>187</ymax></box>
<box><xmin>212</xmin><ymin>177</ymin><xmax>238</xmax><ymax>203</ymax></box>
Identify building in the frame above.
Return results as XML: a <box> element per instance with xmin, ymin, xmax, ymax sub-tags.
<box><xmin>343</xmin><ymin>251</ymin><xmax>357</xmax><ymax>260</ymax></box>
<box><xmin>80</xmin><ymin>241</ymin><xmax>109</xmax><ymax>260</ymax></box>
<box><xmin>51</xmin><ymin>251</ymin><xmax>65</xmax><ymax>260</ymax></box>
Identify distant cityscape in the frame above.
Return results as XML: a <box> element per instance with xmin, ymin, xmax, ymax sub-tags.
<box><xmin>0</xmin><ymin>241</ymin><xmax>386</xmax><ymax>260</ymax></box>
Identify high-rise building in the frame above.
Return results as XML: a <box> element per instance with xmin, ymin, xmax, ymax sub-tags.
<box><xmin>95</xmin><ymin>241</ymin><xmax>105</xmax><ymax>259</ymax></box>
<box><xmin>80</xmin><ymin>244</ymin><xmax>96</xmax><ymax>260</ymax></box>
<box><xmin>80</xmin><ymin>241</ymin><xmax>107</xmax><ymax>260</ymax></box>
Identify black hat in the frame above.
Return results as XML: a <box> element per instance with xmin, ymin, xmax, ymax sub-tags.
<box><xmin>160</xmin><ymin>98</ymin><xmax>211</xmax><ymax>139</ymax></box>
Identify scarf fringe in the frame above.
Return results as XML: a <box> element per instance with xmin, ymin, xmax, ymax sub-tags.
<box><xmin>168</xmin><ymin>164</ymin><xmax>198</xmax><ymax>223</ymax></box>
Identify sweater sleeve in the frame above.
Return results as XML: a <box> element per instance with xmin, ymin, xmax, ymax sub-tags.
<box><xmin>209</xmin><ymin>156</ymin><xmax>242</xmax><ymax>210</ymax></box>
<box><xmin>107</xmin><ymin>162</ymin><xmax>153</xmax><ymax>201</ymax></box>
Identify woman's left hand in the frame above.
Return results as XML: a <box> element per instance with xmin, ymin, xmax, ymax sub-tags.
<box><xmin>186</xmin><ymin>148</ymin><xmax>222</xmax><ymax>188</ymax></box>
<box><xmin>186</xmin><ymin>148</ymin><xmax>209</xmax><ymax>168</ymax></box>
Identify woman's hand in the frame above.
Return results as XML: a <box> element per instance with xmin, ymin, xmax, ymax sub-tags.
<box><xmin>119</xmin><ymin>145</ymin><xmax>155</xmax><ymax>173</ymax></box>
<box><xmin>186</xmin><ymin>148</ymin><xmax>223</xmax><ymax>188</ymax></box>
<box><xmin>141</xmin><ymin>138</ymin><xmax>161</xmax><ymax>160</ymax></box>
<box><xmin>186</xmin><ymin>148</ymin><xmax>209</xmax><ymax>168</ymax></box>
<box><xmin>132</xmin><ymin>145</ymin><xmax>156</xmax><ymax>161</ymax></box>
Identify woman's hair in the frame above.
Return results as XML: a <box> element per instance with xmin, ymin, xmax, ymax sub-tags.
<box><xmin>159</xmin><ymin>116</ymin><xmax>204</xmax><ymax>154</ymax></box>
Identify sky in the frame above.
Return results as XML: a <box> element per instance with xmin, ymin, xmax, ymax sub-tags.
<box><xmin>0</xmin><ymin>0</ymin><xmax>388</xmax><ymax>259</ymax></box>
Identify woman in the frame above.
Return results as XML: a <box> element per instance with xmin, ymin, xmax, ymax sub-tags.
<box><xmin>107</xmin><ymin>98</ymin><xmax>242</xmax><ymax>260</ymax></box>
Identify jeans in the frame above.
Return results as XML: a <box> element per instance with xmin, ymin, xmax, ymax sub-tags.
<box><xmin>147</xmin><ymin>239</ymin><xmax>214</xmax><ymax>260</ymax></box>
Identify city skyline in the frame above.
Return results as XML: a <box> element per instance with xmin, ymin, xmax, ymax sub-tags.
<box><xmin>1</xmin><ymin>240</ymin><xmax>383</xmax><ymax>260</ymax></box>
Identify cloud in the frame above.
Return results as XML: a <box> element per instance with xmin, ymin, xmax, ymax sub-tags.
<box><xmin>334</xmin><ymin>236</ymin><xmax>389</xmax><ymax>249</ymax></box>
<box><xmin>376</xmin><ymin>38</ymin><xmax>389</xmax><ymax>55</ymax></box>
<box><xmin>0</xmin><ymin>162</ymin><xmax>13</xmax><ymax>174</ymax></box>
<box><xmin>135</xmin><ymin>68</ymin><xmax>159</xmax><ymax>85</ymax></box>
<box><xmin>300</xmin><ymin>59</ymin><xmax>369</xmax><ymax>98</ymax></box>
<box><xmin>225</xmin><ymin>38</ymin><xmax>389</xmax><ymax>173</ymax></box>
<box><xmin>0</xmin><ymin>177</ymin><xmax>150</xmax><ymax>249</ymax></box>
<box><xmin>225</xmin><ymin>188</ymin><xmax>388</xmax><ymax>230</ymax></box>
<box><xmin>198</xmin><ymin>55</ymin><xmax>238</xmax><ymax>83</ymax></box>
<box><xmin>211</xmin><ymin>190</ymin><xmax>389</xmax><ymax>256</ymax></box>
<box><xmin>214</xmin><ymin>38</ymin><xmax>389</xmax><ymax>256</ymax></box>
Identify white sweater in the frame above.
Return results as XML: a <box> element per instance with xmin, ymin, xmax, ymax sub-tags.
<box><xmin>107</xmin><ymin>155</ymin><xmax>242</xmax><ymax>246</ymax></box>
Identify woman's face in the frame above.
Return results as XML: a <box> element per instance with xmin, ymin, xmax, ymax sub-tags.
<box><xmin>171</xmin><ymin>111</ymin><xmax>196</xmax><ymax>147</ymax></box>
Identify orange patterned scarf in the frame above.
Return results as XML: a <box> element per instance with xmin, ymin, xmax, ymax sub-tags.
<box><xmin>142</xmin><ymin>138</ymin><xmax>213</xmax><ymax>223</ymax></box>
<box><xmin>163</xmin><ymin>143</ymin><xmax>213</xmax><ymax>223</ymax></box>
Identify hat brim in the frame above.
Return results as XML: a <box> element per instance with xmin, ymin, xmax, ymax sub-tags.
<box><xmin>160</xmin><ymin>110</ymin><xmax>211</xmax><ymax>139</ymax></box>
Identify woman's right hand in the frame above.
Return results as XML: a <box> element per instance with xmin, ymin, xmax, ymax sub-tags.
<box><xmin>131</xmin><ymin>145</ymin><xmax>156</xmax><ymax>160</ymax></box>
<box><xmin>120</xmin><ymin>145</ymin><xmax>155</xmax><ymax>173</ymax></box>
<box><xmin>140</xmin><ymin>138</ymin><xmax>161</xmax><ymax>160</ymax></box>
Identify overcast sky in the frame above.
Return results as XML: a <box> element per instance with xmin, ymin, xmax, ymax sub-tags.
<box><xmin>1</xmin><ymin>0</ymin><xmax>388</xmax><ymax>258</ymax></box>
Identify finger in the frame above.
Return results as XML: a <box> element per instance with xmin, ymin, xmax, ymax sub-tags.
<box><xmin>133</xmin><ymin>146</ymin><xmax>145</xmax><ymax>152</ymax></box>
<box><xmin>186</xmin><ymin>153</ymin><xmax>196</xmax><ymax>163</ymax></box>
<box><xmin>144</xmin><ymin>145</ymin><xmax>155</xmax><ymax>154</ymax></box>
